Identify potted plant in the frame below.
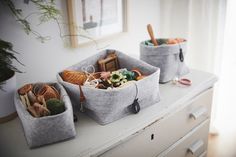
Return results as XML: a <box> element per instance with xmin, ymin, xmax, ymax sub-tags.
<box><xmin>0</xmin><ymin>39</ymin><xmax>23</xmax><ymax>123</ymax></box>
<box><xmin>0</xmin><ymin>0</ymin><xmax>61</xmax><ymax>123</ymax></box>
<box><xmin>0</xmin><ymin>0</ymin><xmax>96</xmax><ymax>123</ymax></box>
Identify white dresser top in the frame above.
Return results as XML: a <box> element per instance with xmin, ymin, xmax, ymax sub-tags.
<box><xmin>0</xmin><ymin>69</ymin><xmax>217</xmax><ymax>157</ymax></box>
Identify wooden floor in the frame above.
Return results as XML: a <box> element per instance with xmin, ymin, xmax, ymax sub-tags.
<box><xmin>208</xmin><ymin>127</ymin><xmax>236</xmax><ymax>157</ymax></box>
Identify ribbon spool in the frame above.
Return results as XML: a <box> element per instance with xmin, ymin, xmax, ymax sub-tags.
<box><xmin>173</xmin><ymin>77</ymin><xmax>192</xmax><ymax>86</ymax></box>
<box><xmin>37</xmin><ymin>85</ymin><xmax>60</xmax><ymax>101</ymax></box>
<box><xmin>178</xmin><ymin>78</ymin><xmax>191</xmax><ymax>86</ymax></box>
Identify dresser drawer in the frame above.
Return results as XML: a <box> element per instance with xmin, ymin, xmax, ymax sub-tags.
<box><xmin>98</xmin><ymin>88</ymin><xmax>213</xmax><ymax>157</ymax></box>
<box><xmin>199</xmin><ymin>151</ymin><xmax>207</xmax><ymax>157</ymax></box>
<box><xmin>157</xmin><ymin>119</ymin><xmax>210</xmax><ymax>157</ymax></box>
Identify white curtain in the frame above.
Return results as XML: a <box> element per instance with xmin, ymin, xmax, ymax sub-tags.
<box><xmin>214</xmin><ymin>0</ymin><xmax>236</xmax><ymax>132</ymax></box>
<box><xmin>159</xmin><ymin>0</ymin><xmax>227</xmax><ymax>133</ymax></box>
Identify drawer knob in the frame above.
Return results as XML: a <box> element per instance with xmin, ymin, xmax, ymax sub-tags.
<box><xmin>190</xmin><ymin>108</ymin><xmax>207</xmax><ymax>120</ymax></box>
<box><xmin>187</xmin><ymin>140</ymin><xmax>204</xmax><ymax>156</ymax></box>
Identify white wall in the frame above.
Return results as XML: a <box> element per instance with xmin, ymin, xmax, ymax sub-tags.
<box><xmin>0</xmin><ymin>0</ymin><xmax>160</xmax><ymax>87</ymax></box>
<box><xmin>159</xmin><ymin>0</ymin><xmax>225</xmax><ymax>73</ymax></box>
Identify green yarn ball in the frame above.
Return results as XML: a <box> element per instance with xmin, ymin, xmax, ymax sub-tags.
<box><xmin>157</xmin><ymin>39</ymin><xmax>168</xmax><ymax>45</ymax></box>
<box><xmin>46</xmin><ymin>98</ymin><xmax>65</xmax><ymax>115</ymax></box>
<box><xmin>122</xmin><ymin>70</ymin><xmax>135</xmax><ymax>81</ymax></box>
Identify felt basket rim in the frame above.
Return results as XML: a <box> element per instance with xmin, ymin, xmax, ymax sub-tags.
<box><xmin>57</xmin><ymin>68</ymin><xmax>159</xmax><ymax>93</ymax></box>
<box><xmin>57</xmin><ymin>49</ymin><xmax>160</xmax><ymax>92</ymax></box>
<box><xmin>140</xmin><ymin>40</ymin><xmax>187</xmax><ymax>56</ymax></box>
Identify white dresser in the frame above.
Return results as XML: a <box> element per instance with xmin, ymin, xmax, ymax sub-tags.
<box><xmin>0</xmin><ymin>70</ymin><xmax>217</xmax><ymax>157</ymax></box>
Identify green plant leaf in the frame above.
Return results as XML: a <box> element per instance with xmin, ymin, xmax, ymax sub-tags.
<box><xmin>0</xmin><ymin>39</ymin><xmax>23</xmax><ymax>84</ymax></box>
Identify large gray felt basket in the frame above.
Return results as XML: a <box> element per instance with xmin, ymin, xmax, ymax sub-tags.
<box><xmin>57</xmin><ymin>50</ymin><xmax>160</xmax><ymax>125</ymax></box>
<box><xmin>14</xmin><ymin>83</ymin><xmax>76</xmax><ymax>148</ymax></box>
<box><xmin>140</xmin><ymin>40</ymin><xmax>189</xmax><ymax>83</ymax></box>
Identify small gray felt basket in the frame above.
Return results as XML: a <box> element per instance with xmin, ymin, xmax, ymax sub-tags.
<box><xmin>57</xmin><ymin>49</ymin><xmax>160</xmax><ymax>125</ymax></box>
<box><xmin>140</xmin><ymin>39</ymin><xmax>189</xmax><ymax>83</ymax></box>
<box><xmin>14</xmin><ymin>83</ymin><xmax>76</xmax><ymax>148</ymax></box>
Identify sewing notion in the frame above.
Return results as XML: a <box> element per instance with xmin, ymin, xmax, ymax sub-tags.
<box><xmin>18</xmin><ymin>83</ymin><xmax>65</xmax><ymax>117</ymax></box>
<box><xmin>172</xmin><ymin>77</ymin><xmax>192</xmax><ymax>86</ymax></box>
<box><xmin>61</xmin><ymin>53</ymin><xmax>147</xmax><ymax>90</ymax></box>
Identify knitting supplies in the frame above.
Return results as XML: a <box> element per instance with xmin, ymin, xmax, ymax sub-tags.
<box><xmin>37</xmin><ymin>84</ymin><xmax>60</xmax><ymax>101</ymax></box>
<box><xmin>100</xmin><ymin>71</ymin><xmax>111</xmax><ymax>80</ymax></box>
<box><xmin>61</xmin><ymin>66</ymin><xmax>143</xmax><ymax>89</ymax></box>
<box><xmin>97</xmin><ymin>79</ymin><xmax>113</xmax><ymax>89</ymax></box>
<box><xmin>110</xmin><ymin>71</ymin><xmax>127</xmax><ymax>87</ymax></box>
<box><xmin>120</xmin><ymin>69</ymin><xmax>135</xmax><ymax>81</ymax></box>
<box><xmin>30</xmin><ymin>102</ymin><xmax>50</xmax><ymax>117</ymax></box>
<box><xmin>14</xmin><ymin>82</ymin><xmax>76</xmax><ymax>148</ymax></box>
<box><xmin>98</xmin><ymin>51</ymin><xmax>120</xmax><ymax>72</ymax></box>
<box><xmin>83</xmin><ymin>78</ymin><xmax>99</xmax><ymax>88</ymax></box>
<box><xmin>172</xmin><ymin>77</ymin><xmax>192</xmax><ymax>86</ymax></box>
<box><xmin>27</xmin><ymin>91</ymin><xmax>37</xmax><ymax>104</ymax></box>
<box><xmin>140</xmin><ymin>38</ymin><xmax>189</xmax><ymax>83</ymax></box>
<box><xmin>61</xmin><ymin>70</ymin><xmax>87</xmax><ymax>85</ymax></box>
<box><xmin>18</xmin><ymin>84</ymin><xmax>33</xmax><ymax>95</ymax></box>
<box><xmin>57</xmin><ymin>49</ymin><xmax>160</xmax><ymax>125</ymax></box>
<box><xmin>46</xmin><ymin>98</ymin><xmax>65</xmax><ymax>115</ymax></box>
<box><xmin>17</xmin><ymin>83</ymin><xmax>63</xmax><ymax>118</ymax></box>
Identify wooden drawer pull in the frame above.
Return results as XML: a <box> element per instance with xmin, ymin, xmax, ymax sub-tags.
<box><xmin>190</xmin><ymin>108</ymin><xmax>207</xmax><ymax>120</ymax></box>
<box><xmin>187</xmin><ymin>140</ymin><xmax>204</xmax><ymax>156</ymax></box>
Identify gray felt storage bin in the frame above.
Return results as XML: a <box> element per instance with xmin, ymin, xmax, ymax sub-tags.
<box><xmin>57</xmin><ymin>49</ymin><xmax>160</xmax><ymax>125</ymax></box>
<box><xmin>14</xmin><ymin>83</ymin><xmax>76</xmax><ymax>148</ymax></box>
<box><xmin>140</xmin><ymin>40</ymin><xmax>189</xmax><ymax>83</ymax></box>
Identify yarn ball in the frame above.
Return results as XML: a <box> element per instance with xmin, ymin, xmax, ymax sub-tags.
<box><xmin>157</xmin><ymin>39</ymin><xmax>168</xmax><ymax>45</ymax></box>
<box><xmin>110</xmin><ymin>71</ymin><xmax>124</xmax><ymax>83</ymax></box>
<box><xmin>46</xmin><ymin>98</ymin><xmax>65</xmax><ymax>115</ymax></box>
<box><xmin>122</xmin><ymin>70</ymin><xmax>135</xmax><ymax>81</ymax></box>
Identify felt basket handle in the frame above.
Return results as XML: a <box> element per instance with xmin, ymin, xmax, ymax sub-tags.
<box><xmin>128</xmin><ymin>83</ymin><xmax>140</xmax><ymax>114</ymax></box>
<box><xmin>78</xmin><ymin>85</ymin><xmax>86</xmax><ymax>112</ymax></box>
<box><xmin>179</xmin><ymin>48</ymin><xmax>184</xmax><ymax>62</ymax></box>
<box><xmin>130</xmin><ymin>99</ymin><xmax>140</xmax><ymax>114</ymax></box>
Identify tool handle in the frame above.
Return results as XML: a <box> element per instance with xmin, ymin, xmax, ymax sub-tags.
<box><xmin>147</xmin><ymin>24</ymin><xmax>158</xmax><ymax>46</ymax></box>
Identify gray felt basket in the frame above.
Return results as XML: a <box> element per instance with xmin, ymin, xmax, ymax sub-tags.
<box><xmin>140</xmin><ymin>40</ymin><xmax>189</xmax><ymax>83</ymax></box>
<box><xmin>57</xmin><ymin>49</ymin><xmax>160</xmax><ymax>125</ymax></box>
<box><xmin>14</xmin><ymin>83</ymin><xmax>76</xmax><ymax>148</ymax></box>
